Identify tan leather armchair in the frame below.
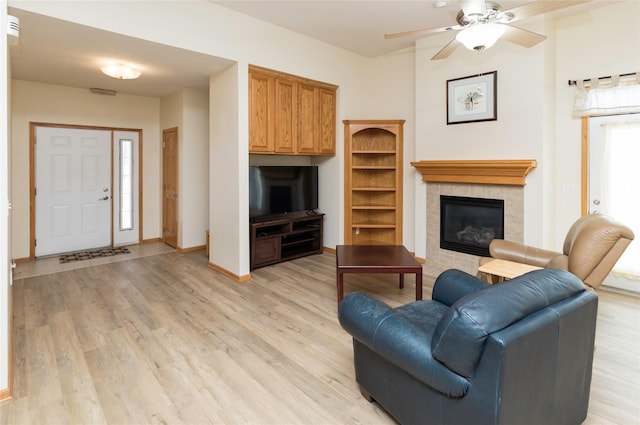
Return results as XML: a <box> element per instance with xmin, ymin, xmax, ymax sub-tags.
<box><xmin>479</xmin><ymin>213</ymin><xmax>635</xmax><ymax>289</ymax></box>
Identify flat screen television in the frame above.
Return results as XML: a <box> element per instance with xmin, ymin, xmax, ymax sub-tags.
<box><xmin>249</xmin><ymin>165</ymin><xmax>319</xmax><ymax>221</ymax></box>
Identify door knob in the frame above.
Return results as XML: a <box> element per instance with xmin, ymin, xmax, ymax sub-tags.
<box><xmin>99</xmin><ymin>195</ymin><xmax>109</xmax><ymax>201</ymax></box>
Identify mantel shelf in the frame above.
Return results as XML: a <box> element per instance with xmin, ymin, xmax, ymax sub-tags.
<box><xmin>411</xmin><ymin>160</ymin><xmax>538</xmax><ymax>186</ymax></box>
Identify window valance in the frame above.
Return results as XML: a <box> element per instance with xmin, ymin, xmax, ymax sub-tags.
<box><xmin>572</xmin><ymin>73</ymin><xmax>640</xmax><ymax>117</ymax></box>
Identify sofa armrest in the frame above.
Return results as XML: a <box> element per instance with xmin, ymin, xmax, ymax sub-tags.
<box><xmin>432</xmin><ymin>269</ymin><xmax>489</xmax><ymax>307</ymax></box>
<box><xmin>490</xmin><ymin>239</ymin><xmax>561</xmax><ymax>268</ymax></box>
<box><xmin>339</xmin><ymin>292</ymin><xmax>470</xmax><ymax>398</ymax></box>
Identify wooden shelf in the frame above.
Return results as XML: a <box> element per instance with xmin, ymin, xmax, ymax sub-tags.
<box><xmin>344</xmin><ymin>120</ymin><xmax>404</xmax><ymax>245</ymax></box>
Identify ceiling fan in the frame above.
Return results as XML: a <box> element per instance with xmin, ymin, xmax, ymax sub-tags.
<box><xmin>384</xmin><ymin>0</ymin><xmax>590</xmax><ymax>60</ymax></box>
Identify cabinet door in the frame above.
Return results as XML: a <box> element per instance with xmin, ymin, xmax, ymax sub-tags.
<box><xmin>249</xmin><ymin>71</ymin><xmax>274</xmax><ymax>153</ymax></box>
<box><xmin>297</xmin><ymin>83</ymin><xmax>319</xmax><ymax>154</ymax></box>
<box><xmin>274</xmin><ymin>78</ymin><xmax>297</xmax><ymax>153</ymax></box>
<box><xmin>317</xmin><ymin>88</ymin><xmax>336</xmax><ymax>155</ymax></box>
<box><xmin>254</xmin><ymin>236</ymin><xmax>280</xmax><ymax>265</ymax></box>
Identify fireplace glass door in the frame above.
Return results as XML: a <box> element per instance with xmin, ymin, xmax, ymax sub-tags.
<box><xmin>440</xmin><ymin>195</ymin><xmax>504</xmax><ymax>257</ymax></box>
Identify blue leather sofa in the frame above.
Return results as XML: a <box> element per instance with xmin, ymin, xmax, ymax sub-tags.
<box><xmin>338</xmin><ymin>268</ymin><xmax>598</xmax><ymax>425</ymax></box>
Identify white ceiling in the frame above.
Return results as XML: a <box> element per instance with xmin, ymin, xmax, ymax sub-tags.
<box><xmin>8</xmin><ymin>1</ymin><xmax>605</xmax><ymax>98</ymax></box>
<box><xmin>8</xmin><ymin>7</ymin><xmax>234</xmax><ymax>98</ymax></box>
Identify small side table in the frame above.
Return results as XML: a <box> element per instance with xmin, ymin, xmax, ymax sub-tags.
<box><xmin>336</xmin><ymin>245</ymin><xmax>423</xmax><ymax>307</ymax></box>
<box><xmin>478</xmin><ymin>258</ymin><xmax>542</xmax><ymax>283</ymax></box>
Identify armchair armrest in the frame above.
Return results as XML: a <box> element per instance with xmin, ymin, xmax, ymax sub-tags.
<box><xmin>490</xmin><ymin>239</ymin><xmax>562</xmax><ymax>268</ymax></box>
<box><xmin>339</xmin><ymin>292</ymin><xmax>470</xmax><ymax>398</ymax></box>
<box><xmin>432</xmin><ymin>269</ymin><xmax>489</xmax><ymax>307</ymax></box>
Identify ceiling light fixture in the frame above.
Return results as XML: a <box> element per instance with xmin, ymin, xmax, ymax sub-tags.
<box><xmin>101</xmin><ymin>63</ymin><xmax>141</xmax><ymax>80</ymax></box>
<box><xmin>456</xmin><ymin>23</ymin><xmax>506</xmax><ymax>51</ymax></box>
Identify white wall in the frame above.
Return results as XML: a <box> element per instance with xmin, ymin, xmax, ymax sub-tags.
<box><xmin>2</xmin><ymin>0</ymin><xmax>638</xmax><ymax>395</ymax></box>
<box><xmin>554</xmin><ymin>0</ymin><xmax>640</xmax><ymax>247</ymax></box>
<box><xmin>210</xmin><ymin>64</ymin><xmax>246</xmax><ymax>276</ymax></box>
<box><xmin>11</xmin><ymin>80</ymin><xmax>161</xmax><ymax>258</ymax></box>
<box><xmin>354</xmin><ymin>49</ymin><xmax>417</xmax><ymax>251</ymax></box>
<box><xmin>413</xmin><ymin>19</ymin><xmax>548</xmax><ymax>259</ymax></box>
<box><xmin>8</xmin><ymin>1</ymin><xmax>637</xmax><ymax>274</ymax></box>
<box><xmin>181</xmin><ymin>89</ymin><xmax>210</xmax><ymax>249</ymax></box>
<box><xmin>1</xmin><ymin>0</ymin><xmax>11</xmax><ymax>398</ymax></box>
<box><xmin>7</xmin><ymin>0</ymin><xmax>383</xmax><ymax>276</ymax></box>
<box><xmin>411</xmin><ymin>2</ymin><xmax>639</xmax><ymax>259</ymax></box>
<box><xmin>160</xmin><ymin>89</ymin><xmax>210</xmax><ymax>250</ymax></box>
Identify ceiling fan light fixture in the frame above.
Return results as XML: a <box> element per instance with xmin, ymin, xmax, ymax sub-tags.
<box><xmin>101</xmin><ymin>63</ymin><xmax>141</xmax><ymax>80</ymax></box>
<box><xmin>456</xmin><ymin>23</ymin><xmax>506</xmax><ymax>51</ymax></box>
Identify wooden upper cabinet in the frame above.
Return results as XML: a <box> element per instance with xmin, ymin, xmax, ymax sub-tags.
<box><xmin>248</xmin><ymin>71</ymin><xmax>274</xmax><ymax>153</ymax></box>
<box><xmin>274</xmin><ymin>78</ymin><xmax>297</xmax><ymax>154</ymax></box>
<box><xmin>318</xmin><ymin>88</ymin><xmax>337</xmax><ymax>155</ymax></box>
<box><xmin>249</xmin><ymin>65</ymin><xmax>337</xmax><ymax>156</ymax></box>
<box><xmin>297</xmin><ymin>82</ymin><xmax>319</xmax><ymax>154</ymax></box>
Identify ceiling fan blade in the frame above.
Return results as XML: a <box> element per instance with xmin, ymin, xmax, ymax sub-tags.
<box><xmin>384</xmin><ymin>25</ymin><xmax>461</xmax><ymax>40</ymax></box>
<box><xmin>505</xmin><ymin>0</ymin><xmax>592</xmax><ymax>23</ymax></box>
<box><xmin>501</xmin><ymin>24</ymin><xmax>547</xmax><ymax>48</ymax></box>
<box><xmin>431</xmin><ymin>38</ymin><xmax>461</xmax><ymax>61</ymax></box>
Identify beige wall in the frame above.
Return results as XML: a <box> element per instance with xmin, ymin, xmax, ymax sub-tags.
<box><xmin>180</xmin><ymin>89</ymin><xmax>210</xmax><ymax>249</ymax></box>
<box><xmin>6</xmin><ymin>1</ymin><xmax>638</xmax><ymax>273</ymax></box>
<box><xmin>1</xmin><ymin>0</ymin><xmax>10</xmax><ymax>396</ymax></box>
<box><xmin>554</xmin><ymin>1</ymin><xmax>640</xmax><ymax>248</ymax></box>
<box><xmin>412</xmin><ymin>1</ymin><xmax>639</xmax><ymax>260</ymax></box>
<box><xmin>2</xmin><ymin>0</ymin><xmax>639</xmax><ymax>394</ymax></box>
<box><xmin>10</xmin><ymin>80</ymin><xmax>161</xmax><ymax>259</ymax></box>
<box><xmin>7</xmin><ymin>0</ymin><xmax>379</xmax><ymax>277</ymax></box>
<box><xmin>159</xmin><ymin>89</ymin><xmax>210</xmax><ymax>250</ymax></box>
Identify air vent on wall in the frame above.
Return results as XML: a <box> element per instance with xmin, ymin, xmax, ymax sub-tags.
<box><xmin>90</xmin><ymin>87</ymin><xmax>117</xmax><ymax>96</ymax></box>
<box><xmin>7</xmin><ymin>15</ymin><xmax>19</xmax><ymax>46</ymax></box>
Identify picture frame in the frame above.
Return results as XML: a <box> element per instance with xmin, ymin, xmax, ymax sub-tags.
<box><xmin>446</xmin><ymin>71</ymin><xmax>497</xmax><ymax>125</ymax></box>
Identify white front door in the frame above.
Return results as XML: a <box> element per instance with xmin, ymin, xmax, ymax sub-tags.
<box><xmin>35</xmin><ymin>126</ymin><xmax>112</xmax><ymax>257</ymax></box>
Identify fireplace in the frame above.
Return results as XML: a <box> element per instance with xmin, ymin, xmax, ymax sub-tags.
<box><xmin>440</xmin><ymin>195</ymin><xmax>504</xmax><ymax>257</ymax></box>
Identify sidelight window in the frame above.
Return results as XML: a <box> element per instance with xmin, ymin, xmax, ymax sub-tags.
<box><xmin>119</xmin><ymin>139</ymin><xmax>134</xmax><ymax>231</ymax></box>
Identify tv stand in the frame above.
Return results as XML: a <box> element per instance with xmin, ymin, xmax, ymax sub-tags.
<box><xmin>250</xmin><ymin>213</ymin><xmax>324</xmax><ymax>270</ymax></box>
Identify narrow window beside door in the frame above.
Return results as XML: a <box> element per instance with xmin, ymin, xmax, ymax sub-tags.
<box><xmin>119</xmin><ymin>139</ymin><xmax>134</xmax><ymax>231</ymax></box>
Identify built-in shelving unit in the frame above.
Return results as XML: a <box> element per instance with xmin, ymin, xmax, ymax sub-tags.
<box><xmin>250</xmin><ymin>213</ymin><xmax>324</xmax><ymax>270</ymax></box>
<box><xmin>344</xmin><ymin>120</ymin><xmax>404</xmax><ymax>245</ymax></box>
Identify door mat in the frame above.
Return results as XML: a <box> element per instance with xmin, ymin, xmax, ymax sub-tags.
<box><xmin>59</xmin><ymin>247</ymin><xmax>131</xmax><ymax>264</ymax></box>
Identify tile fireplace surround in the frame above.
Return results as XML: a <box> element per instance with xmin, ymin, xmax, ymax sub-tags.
<box><xmin>412</xmin><ymin>160</ymin><xmax>537</xmax><ymax>277</ymax></box>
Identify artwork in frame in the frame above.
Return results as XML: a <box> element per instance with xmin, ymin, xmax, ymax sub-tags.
<box><xmin>446</xmin><ymin>71</ymin><xmax>497</xmax><ymax>125</ymax></box>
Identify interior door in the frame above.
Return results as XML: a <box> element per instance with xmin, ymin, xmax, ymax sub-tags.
<box><xmin>35</xmin><ymin>126</ymin><xmax>112</xmax><ymax>256</ymax></box>
<box><xmin>162</xmin><ymin>128</ymin><xmax>178</xmax><ymax>248</ymax></box>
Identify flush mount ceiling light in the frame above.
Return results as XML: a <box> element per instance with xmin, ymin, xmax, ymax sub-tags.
<box><xmin>456</xmin><ymin>23</ymin><xmax>506</xmax><ymax>51</ymax></box>
<box><xmin>100</xmin><ymin>63</ymin><xmax>141</xmax><ymax>80</ymax></box>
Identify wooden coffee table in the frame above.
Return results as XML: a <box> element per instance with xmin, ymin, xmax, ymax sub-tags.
<box><xmin>335</xmin><ymin>245</ymin><xmax>423</xmax><ymax>307</ymax></box>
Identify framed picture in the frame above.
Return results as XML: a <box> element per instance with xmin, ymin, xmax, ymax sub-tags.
<box><xmin>446</xmin><ymin>71</ymin><xmax>497</xmax><ymax>125</ymax></box>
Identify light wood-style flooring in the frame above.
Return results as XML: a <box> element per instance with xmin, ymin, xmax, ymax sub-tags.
<box><xmin>1</xmin><ymin>248</ymin><xmax>639</xmax><ymax>424</ymax></box>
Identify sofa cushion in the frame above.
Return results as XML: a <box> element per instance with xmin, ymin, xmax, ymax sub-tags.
<box><xmin>431</xmin><ymin>268</ymin><xmax>585</xmax><ymax>378</ymax></box>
